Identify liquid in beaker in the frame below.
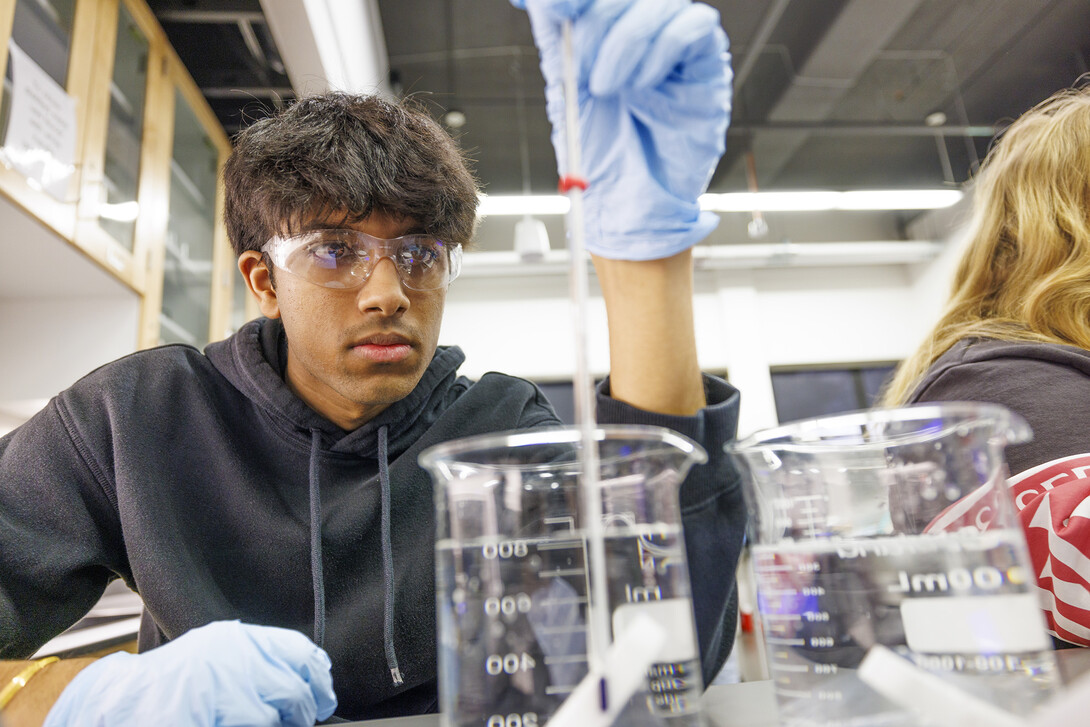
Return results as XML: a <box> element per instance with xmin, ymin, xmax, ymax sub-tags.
<box><xmin>727</xmin><ymin>403</ymin><xmax>1060</xmax><ymax>727</ymax></box>
<box><xmin>423</xmin><ymin>425</ymin><xmax>708</xmax><ymax>727</ymax></box>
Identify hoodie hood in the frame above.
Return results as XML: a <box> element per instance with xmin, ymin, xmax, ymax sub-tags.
<box><xmin>205</xmin><ymin>318</ymin><xmax>466</xmax><ymax>455</ymax></box>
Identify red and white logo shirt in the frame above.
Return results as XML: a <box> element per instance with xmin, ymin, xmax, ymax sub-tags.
<box><xmin>1007</xmin><ymin>454</ymin><xmax>1090</xmax><ymax>646</ymax></box>
<box><xmin>924</xmin><ymin>454</ymin><xmax>1090</xmax><ymax>646</ymax></box>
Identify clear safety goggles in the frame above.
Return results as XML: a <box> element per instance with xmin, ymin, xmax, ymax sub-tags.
<box><xmin>262</xmin><ymin>229</ymin><xmax>463</xmax><ymax>291</ymax></box>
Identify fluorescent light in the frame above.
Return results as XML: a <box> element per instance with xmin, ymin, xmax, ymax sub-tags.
<box><xmin>261</xmin><ymin>0</ymin><xmax>390</xmax><ymax>96</ymax></box>
<box><xmin>835</xmin><ymin>190</ymin><xmax>963</xmax><ymax>210</ymax></box>
<box><xmin>477</xmin><ymin>195</ymin><xmax>570</xmax><ymax>216</ymax></box>
<box><xmin>476</xmin><ymin>189</ymin><xmax>962</xmax><ymax>216</ymax></box>
<box><xmin>700</xmin><ymin>191</ymin><xmax>841</xmax><ymax>212</ymax></box>
<box><xmin>699</xmin><ymin>189</ymin><xmax>963</xmax><ymax>212</ymax></box>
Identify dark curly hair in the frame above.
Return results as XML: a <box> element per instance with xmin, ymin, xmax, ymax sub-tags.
<box><xmin>223</xmin><ymin>92</ymin><xmax>480</xmax><ymax>256</ymax></box>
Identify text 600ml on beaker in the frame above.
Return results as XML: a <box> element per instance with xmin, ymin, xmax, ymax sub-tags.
<box><xmin>421</xmin><ymin>425</ymin><xmax>708</xmax><ymax>727</ymax></box>
<box><xmin>727</xmin><ymin>403</ymin><xmax>1060</xmax><ymax>727</ymax></box>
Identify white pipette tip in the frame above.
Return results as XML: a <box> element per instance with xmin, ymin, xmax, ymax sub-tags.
<box><xmin>545</xmin><ymin>613</ymin><xmax>667</xmax><ymax>727</ymax></box>
<box><xmin>858</xmin><ymin>644</ymin><xmax>1028</xmax><ymax>727</ymax></box>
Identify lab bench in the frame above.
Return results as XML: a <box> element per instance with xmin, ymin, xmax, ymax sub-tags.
<box><xmin>335</xmin><ymin>681</ymin><xmax>777</xmax><ymax>727</ymax></box>
<box><xmin>336</xmin><ymin>648</ymin><xmax>1090</xmax><ymax>727</ymax></box>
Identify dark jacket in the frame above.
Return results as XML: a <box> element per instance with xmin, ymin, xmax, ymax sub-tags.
<box><xmin>908</xmin><ymin>337</ymin><xmax>1090</xmax><ymax>478</ymax></box>
<box><xmin>0</xmin><ymin>318</ymin><xmax>744</xmax><ymax>720</ymax></box>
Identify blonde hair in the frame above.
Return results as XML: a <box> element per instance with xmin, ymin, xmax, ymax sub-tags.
<box><xmin>882</xmin><ymin>84</ymin><xmax>1090</xmax><ymax>406</ymax></box>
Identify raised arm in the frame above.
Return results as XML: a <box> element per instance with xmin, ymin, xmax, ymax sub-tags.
<box><xmin>514</xmin><ymin>3</ymin><xmax>744</xmax><ymax>685</ymax></box>
<box><xmin>515</xmin><ymin>0</ymin><xmax>732</xmax><ymax>415</ymax></box>
<box><xmin>594</xmin><ymin>252</ymin><xmax>705</xmax><ymax>415</ymax></box>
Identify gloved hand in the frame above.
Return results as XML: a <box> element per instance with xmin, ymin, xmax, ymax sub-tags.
<box><xmin>44</xmin><ymin>620</ymin><xmax>337</xmax><ymax>727</ymax></box>
<box><xmin>511</xmin><ymin>0</ymin><xmax>732</xmax><ymax>260</ymax></box>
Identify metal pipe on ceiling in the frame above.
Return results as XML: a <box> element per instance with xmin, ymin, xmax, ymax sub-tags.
<box><xmin>732</xmin><ymin>0</ymin><xmax>792</xmax><ymax>92</ymax></box>
<box><xmin>156</xmin><ymin>11</ymin><xmax>265</xmax><ymax>24</ymax></box>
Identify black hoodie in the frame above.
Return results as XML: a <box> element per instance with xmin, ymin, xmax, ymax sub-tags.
<box><xmin>0</xmin><ymin>318</ymin><xmax>744</xmax><ymax>720</ymax></box>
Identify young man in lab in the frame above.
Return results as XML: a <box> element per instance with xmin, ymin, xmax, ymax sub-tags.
<box><xmin>0</xmin><ymin>0</ymin><xmax>743</xmax><ymax>724</ymax></box>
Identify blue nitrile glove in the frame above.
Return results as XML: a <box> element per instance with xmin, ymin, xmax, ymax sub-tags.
<box><xmin>44</xmin><ymin>620</ymin><xmax>337</xmax><ymax>727</ymax></box>
<box><xmin>512</xmin><ymin>0</ymin><xmax>732</xmax><ymax>260</ymax></box>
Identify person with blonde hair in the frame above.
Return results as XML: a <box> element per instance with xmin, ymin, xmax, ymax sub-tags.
<box><xmin>882</xmin><ymin>82</ymin><xmax>1090</xmax><ymax>648</ymax></box>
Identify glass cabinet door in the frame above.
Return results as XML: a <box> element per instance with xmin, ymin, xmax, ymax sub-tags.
<box><xmin>160</xmin><ymin>87</ymin><xmax>218</xmax><ymax>348</ymax></box>
<box><xmin>0</xmin><ymin>0</ymin><xmax>76</xmax><ymax>137</ymax></box>
<box><xmin>0</xmin><ymin>0</ymin><xmax>76</xmax><ymax>192</ymax></box>
<box><xmin>97</xmin><ymin>1</ymin><xmax>147</xmax><ymax>251</ymax></box>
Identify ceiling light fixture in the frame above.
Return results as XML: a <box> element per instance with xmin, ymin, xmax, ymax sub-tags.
<box><xmin>443</xmin><ymin>109</ymin><xmax>467</xmax><ymax>129</ymax></box>
<box><xmin>477</xmin><ymin>189</ymin><xmax>963</xmax><ymax>216</ymax></box>
<box><xmin>478</xmin><ymin>194</ymin><xmax>571</xmax><ymax>216</ymax></box>
<box><xmin>925</xmin><ymin>111</ymin><xmax>948</xmax><ymax>127</ymax></box>
<box><xmin>514</xmin><ymin>216</ymin><xmax>551</xmax><ymax>262</ymax></box>
<box><xmin>700</xmin><ymin>189</ymin><xmax>964</xmax><ymax>212</ymax></box>
<box><xmin>260</xmin><ymin>0</ymin><xmax>391</xmax><ymax>96</ymax></box>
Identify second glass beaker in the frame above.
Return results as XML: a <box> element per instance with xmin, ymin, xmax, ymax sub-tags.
<box><xmin>726</xmin><ymin>403</ymin><xmax>1059</xmax><ymax>727</ymax></box>
<box><xmin>420</xmin><ymin>425</ymin><xmax>708</xmax><ymax>727</ymax></box>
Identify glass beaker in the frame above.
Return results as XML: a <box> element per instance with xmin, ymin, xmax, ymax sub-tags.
<box><xmin>726</xmin><ymin>403</ymin><xmax>1060</xmax><ymax>727</ymax></box>
<box><xmin>420</xmin><ymin>425</ymin><xmax>708</xmax><ymax>727</ymax></box>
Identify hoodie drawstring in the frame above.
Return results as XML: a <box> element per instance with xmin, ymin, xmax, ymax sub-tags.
<box><xmin>378</xmin><ymin>424</ymin><xmax>404</xmax><ymax>686</ymax></box>
<box><xmin>306</xmin><ymin>425</ymin><xmax>403</xmax><ymax>687</ymax></box>
<box><xmin>308</xmin><ymin>428</ymin><xmax>326</xmax><ymax>648</ymax></box>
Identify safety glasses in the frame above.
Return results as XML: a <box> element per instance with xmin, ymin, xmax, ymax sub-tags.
<box><xmin>262</xmin><ymin>229</ymin><xmax>462</xmax><ymax>291</ymax></box>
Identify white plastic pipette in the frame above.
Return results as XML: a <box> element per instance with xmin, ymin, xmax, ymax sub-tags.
<box><xmin>545</xmin><ymin>613</ymin><xmax>667</xmax><ymax>727</ymax></box>
<box><xmin>559</xmin><ymin>18</ymin><xmax>613</xmax><ymax>713</ymax></box>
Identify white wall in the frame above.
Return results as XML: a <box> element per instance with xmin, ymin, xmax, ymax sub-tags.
<box><xmin>440</xmin><ymin>273</ymin><xmax>612</xmax><ymax>382</ymax></box>
<box><xmin>0</xmin><ymin>196</ymin><xmax>141</xmax><ymax>434</ymax></box>
<box><xmin>0</xmin><ymin>295</ymin><xmax>139</xmax><ymax>435</ymax></box>
<box><xmin>904</xmin><ymin>187</ymin><xmax>977</xmax><ymax>329</ymax></box>
<box><xmin>441</xmin><ymin>263</ymin><xmax>934</xmax><ymax>437</ymax></box>
<box><xmin>0</xmin><ymin>296</ymin><xmax>140</xmax><ymax>400</ymax></box>
<box><xmin>441</xmin><ymin>203</ymin><xmax>975</xmax><ymax>438</ymax></box>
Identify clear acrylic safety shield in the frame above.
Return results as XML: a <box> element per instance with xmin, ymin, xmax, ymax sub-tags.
<box><xmin>420</xmin><ymin>425</ymin><xmax>708</xmax><ymax>727</ymax></box>
<box><xmin>726</xmin><ymin>403</ymin><xmax>1059</xmax><ymax>727</ymax></box>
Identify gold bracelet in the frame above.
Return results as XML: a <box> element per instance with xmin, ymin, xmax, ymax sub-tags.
<box><xmin>0</xmin><ymin>657</ymin><xmax>60</xmax><ymax>711</ymax></box>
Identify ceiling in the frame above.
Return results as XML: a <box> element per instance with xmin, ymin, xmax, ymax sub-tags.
<box><xmin>146</xmin><ymin>0</ymin><xmax>1090</xmax><ymax>250</ymax></box>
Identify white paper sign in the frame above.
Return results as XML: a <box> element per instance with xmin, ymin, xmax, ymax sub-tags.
<box><xmin>3</xmin><ymin>41</ymin><xmax>77</xmax><ymax>200</ymax></box>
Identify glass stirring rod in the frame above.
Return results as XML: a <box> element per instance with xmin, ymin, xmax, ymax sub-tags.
<box><xmin>558</xmin><ymin>18</ymin><xmax>613</xmax><ymax>715</ymax></box>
